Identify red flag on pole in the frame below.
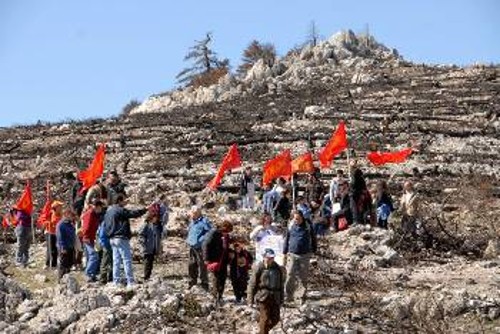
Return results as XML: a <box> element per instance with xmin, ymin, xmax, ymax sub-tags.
<box><xmin>367</xmin><ymin>148</ymin><xmax>413</xmax><ymax>166</ymax></box>
<box><xmin>37</xmin><ymin>180</ymin><xmax>52</xmax><ymax>229</ymax></box>
<box><xmin>78</xmin><ymin>143</ymin><xmax>106</xmax><ymax>193</ymax></box>
<box><xmin>207</xmin><ymin>144</ymin><xmax>242</xmax><ymax>190</ymax></box>
<box><xmin>318</xmin><ymin>121</ymin><xmax>348</xmax><ymax>168</ymax></box>
<box><xmin>291</xmin><ymin>152</ymin><xmax>315</xmax><ymax>174</ymax></box>
<box><xmin>262</xmin><ymin>150</ymin><xmax>292</xmax><ymax>186</ymax></box>
<box><xmin>14</xmin><ymin>182</ymin><xmax>33</xmax><ymax>215</ymax></box>
<box><xmin>2</xmin><ymin>214</ymin><xmax>10</xmax><ymax>229</ymax></box>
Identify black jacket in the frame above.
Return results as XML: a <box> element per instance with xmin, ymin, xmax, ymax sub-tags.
<box><xmin>104</xmin><ymin>205</ymin><xmax>146</xmax><ymax>240</ymax></box>
<box><xmin>202</xmin><ymin>228</ymin><xmax>230</xmax><ymax>263</ymax></box>
<box><xmin>332</xmin><ymin>192</ymin><xmax>356</xmax><ymax>225</ymax></box>
<box><xmin>284</xmin><ymin>221</ymin><xmax>317</xmax><ymax>255</ymax></box>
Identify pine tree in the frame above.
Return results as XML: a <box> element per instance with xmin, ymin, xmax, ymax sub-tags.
<box><xmin>237</xmin><ymin>40</ymin><xmax>277</xmax><ymax>76</ymax></box>
<box><xmin>176</xmin><ymin>33</ymin><xmax>229</xmax><ymax>87</ymax></box>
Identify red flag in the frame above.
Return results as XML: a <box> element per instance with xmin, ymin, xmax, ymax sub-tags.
<box><xmin>262</xmin><ymin>150</ymin><xmax>292</xmax><ymax>186</ymax></box>
<box><xmin>207</xmin><ymin>144</ymin><xmax>242</xmax><ymax>190</ymax></box>
<box><xmin>78</xmin><ymin>143</ymin><xmax>106</xmax><ymax>192</ymax></box>
<box><xmin>367</xmin><ymin>148</ymin><xmax>413</xmax><ymax>166</ymax></box>
<box><xmin>2</xmin><ymin>214</ymin><xmax>10</xmax><ymax>229</ymax></box>
<box><xmin>292</xmin><ymin>152</ymin><xmax>315</xmax><ymax>174</ymax></box>
<box><xmin>318</xmin><ymin>121</ymin><xmax>348</xmax><ymax>168</ymax></box>
<box><xmin>14</xmin><ymin>182</ymin><xmax>33</xmax><ymax>215</ymax></box>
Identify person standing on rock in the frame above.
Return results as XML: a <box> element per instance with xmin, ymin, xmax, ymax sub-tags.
<box><xmin>273</xmin><ymin>189</ymin><xmax>292</xmax><ymax>227</ymax></box>
<box><xmin>96</xmin><ymin>218</ymin><xmax>112</xmax><ymax>284</ymax></box>
<box><xmin>331</xmin><ymin>180</ymin><xmax>355</xmax><ymax>231</ymax></box>
<box><xmin>81</xmin><ymin>199</ymin><xmax>104</xmax><ymax>282</ymax></box>
<box><xmin>248</xmin><ymin>248</ymin><xmax>285</xmax><ymax>334</ymax></box>
<box><xmin>105</xmin><ymin>171</ymin><xmax>127</xmax><ymax>206</ymax></box>
<box><xmin>12</xmin><ymin>207</ymin><xmax>33</xmax><ymax>268</ymax></box>
<box><xmin>351</xmin><ymin>169</ymin><xmax>376</xmax><ymax>226</ymax></box>
<box><xmin>374</xmin><ymin>180</ymin><xmax>394</xmax><ymax>229</ymax></box>
<box><xmin>329</xmin><ymin>169</ymin><xmax>345</xmax><ymax>203</ymax></box>
<box><xmin>104</xmin><ymin>194</ymin><xmax>147</xmax><ymax>289</ymax></box>
<box><xmin>400</xmin><ymin>181</ymin><xmax>420</xmax><ymax>234</ymax></box>
<box><xmin>261</xmin><ymin>184</ymin><xmax>278</xmax><ymax>215</ymax></box>
<box><xmin>202</xmin><ymin>220</ymin><xmax>233</xmax><ymax>305</ymax></box>
<box><xmin>186</xmin><ymin>206</ymin><xmax>212</xmax><ymax>290</ymax></box>
<box><xmin>304</xmin><ymin>171</ymin><xmax>324</xmax><ymax>205</ymax></box>
<box><xmin>240</xmin><ymin>167</ymin><xmax>256</xmax><ymax>210</ymax></box>
<box><xmin>138</xmin><ymin>204</ymin><xmax>163</xmax><ymax>281</ymax></box>
<box><xmin>283</xmin><ymin>210</ymin><xmax>317</xmax><ymax>305</ymax></box>
<box><xmin>56</xmin><ymin>209</ymin><xmax>77</xmax><ymax>280</ymax></box>
<box><xmin>43</xmin><ymin>201</ymin><xmax>63</xmax><ymax>269</ymax></box>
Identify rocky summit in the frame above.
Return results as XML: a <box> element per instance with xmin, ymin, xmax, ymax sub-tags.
<box><xmin>0</xmin><ymin>30</ymin><xmax>499</xmax><ymax>333</ymax></box>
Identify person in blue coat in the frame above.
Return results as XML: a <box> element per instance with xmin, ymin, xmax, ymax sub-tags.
<box><xmin>56</xmin><ymin>209</ymin><xmax>77</xmax><ymax>280</ymax></box>
<box><xmin>186</xmin><ymin>206</ymin><xmax>212</xmax><ymax>290</ymax></box>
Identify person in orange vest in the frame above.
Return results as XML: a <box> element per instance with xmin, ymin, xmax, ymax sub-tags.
<box><xmin>44</xmin><ymin>201</ymin><xmax>64</xmax><ymax>269</ymax></box>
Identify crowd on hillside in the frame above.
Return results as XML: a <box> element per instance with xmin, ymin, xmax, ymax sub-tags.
<box><xmin>7</xmin><ymin>163</ymin><xmax>421</xmax><ymax>334</ymax></box>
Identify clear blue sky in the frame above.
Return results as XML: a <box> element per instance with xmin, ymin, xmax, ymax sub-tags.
<box><xmin>0</xmin><ymin>0</ymin><xmax>498</xmax><ymax>127</ymax></box>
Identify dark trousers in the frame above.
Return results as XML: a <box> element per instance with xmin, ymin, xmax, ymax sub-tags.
<box><xmin>144</xmin><ymin>254</ymin><xmax>155</xmax><ymax>281</ymax></box>
<box><xmin>99</xmin><ymin>248</ymin><xmax>113</xmax><ymax>284</ymax></box>
<box><xmin>188</xmin><ymin>247</ymin><xmax>208</xmax><ymax>289</ymax></box>
<box><xmin>209</xmin><ymin>268</ymin><xmax>227</xmax><ymax>302</ymax></box>
<box><xmin>58</xmin><ymin>248</ymin><xmax>75</xmax><ymax>280</ymax></box>
<box><xmin>230</xmin><ymin>271</ymin><xmax>249</xmax><ymax>300</ymax></box>
<box><xmin>259</xmin><ymin>297</ymin><xmax>280</xmax><ymax>334</ymax></box>
<box><xmin>45</xmin><ymin>233</ymin><xmax>58</xmax><ymax>268</ymax></box>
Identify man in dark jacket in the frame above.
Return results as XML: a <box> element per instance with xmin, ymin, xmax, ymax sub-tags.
<box><xmin>239</xmin><ymin>167</ymin><xmax>256</xmax><ymax>210</ymax></box>
<box><xmin>56</xmin><ymin>210</ymin><xmax>77</xmax><ymax>280</ymax></box>
<box><xmin>248</xmin><ymin>248</ymin><xmax>285</xmax><ymax>334</ymax></box>
<box><xmin>202</xmin><ymin>221</ymin><xmax>233</xmax><ymax>305</ymax></box>
<box><xmin>283</xmin><ymin>210</ymin><xmax>317</xmax><ymax>305</ymax></box>
<box><xmin>331</xmin><ymin>180</ymin><xmax>356</xmax><ymax>230</ymax></box>
<box><xmin>104</xmin><ymin>194</ymin><xmax>147</xmax><ymax>289</ymax></box>
<box><xmin>105</xmin><ymin>171</ymin><xmax>127</xmax><ymax>206</ymax></box>
<box><xmin>138</xmin><ymin>204</ymin><xmax>163</xmax><ymax>281</ymax></box>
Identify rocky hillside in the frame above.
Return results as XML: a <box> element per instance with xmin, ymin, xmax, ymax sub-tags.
<box><xmin>0</xmin><ymin>30</ymin><xmax>499</xmax><ymax>333</ymax></box>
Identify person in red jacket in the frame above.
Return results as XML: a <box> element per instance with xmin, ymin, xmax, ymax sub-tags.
<box><xmin>44</xmin><ymin>201</ymin><xmax>63</xmax><ymax>269</ymax></box>
<box><xmin>81</xmin><ymin>199</ymin><xmax>104</xmax><ymax>282</ymax></box>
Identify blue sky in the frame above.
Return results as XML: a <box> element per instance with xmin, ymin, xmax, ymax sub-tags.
<box><xmin>0</xmin><ymin>0</ymin><xmax>498</xmax><ymax>127</ymax></box>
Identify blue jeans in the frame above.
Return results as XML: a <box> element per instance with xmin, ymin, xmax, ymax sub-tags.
<box><xmin>110</xmin><ymin>238</ymin><xmax>134</xmax><ymax>285</ymax></box>
<box><xmin>84</xmin><ymin>242</ymin><xmax>100</xmax><ymax>279</ymax></box>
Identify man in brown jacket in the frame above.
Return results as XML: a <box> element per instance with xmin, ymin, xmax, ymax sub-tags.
<box><xmin>248</xmin><ymin>248</ymin><xmax>285</xmax><ymax>334</ymax></box>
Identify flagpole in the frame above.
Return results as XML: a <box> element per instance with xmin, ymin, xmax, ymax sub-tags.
<box><xmin>347</xmin><ymin>149</ymin><xmax>351</xmax><ymax>181</ymax></box>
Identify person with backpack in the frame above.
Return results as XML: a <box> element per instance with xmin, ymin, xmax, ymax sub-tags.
<box><xmin>248</xmin><ymin>248</ymin><xmax>285</xmax><ymax>334</ymax></box>
<box><xmin>228</xmin><ymin>239</ymin><xmax>253</xmax><ymax>303</ymax></box>
<box><xmin>374</xmin><ymin>180</ymin><xmax>394</xmax><ymax>229</ymax></box>
<box><xmin>104</xmin><ymin>194</ymin><xmax>147</xmax><ymax>289</ymax></box>
<box><xmin>138</xmin><ymin>204</ymin><xmax>163</xmax><ymax>281</ymax></box>
<box><xmin>43</xmin><ymin>200</ymin><xmax>63</xmax><ymax>269</ymax></box>
<box><xmin>202</xmin><ymin>221</ymin><xmax>233</xmax><ymax>305</ymax></box>
<box><xmin>283</xmin><ymin>210</ymin><xmax>317</xmax><ymax>305</ymax></box>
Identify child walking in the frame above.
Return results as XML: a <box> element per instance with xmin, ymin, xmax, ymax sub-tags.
<box><xmin>229</xmin><ymin>239</ymin><xmax>253</xmax><ymax>303</ymax></box>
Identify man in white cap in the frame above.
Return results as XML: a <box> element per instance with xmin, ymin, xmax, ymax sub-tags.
<box><xmin>248</xmin><ymin>248</ymin><xmax>285</xmax><ymax>334</ymax></box>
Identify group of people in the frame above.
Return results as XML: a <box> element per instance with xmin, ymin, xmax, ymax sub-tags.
<box><xmin>11</xmin><ymin>171</ymin><xmax>169</xmax><ymax>290</ymax></box>
<box><xmin>8</xmin><ymin>163</ymin><xmax>420</xmax><ymax>334</ymax></box>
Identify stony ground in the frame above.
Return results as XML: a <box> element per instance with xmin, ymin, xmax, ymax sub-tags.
<box><xmin>0</xmin><ymin>30</ymin><xmax>499</xmax><ymax>333</ymax></box>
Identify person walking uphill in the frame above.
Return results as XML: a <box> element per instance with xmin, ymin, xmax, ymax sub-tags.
<box><xmin>56</xmin><ymin>209</ymin><xmax>77</xmax><ymax>280</ymax></box>
<box><xmin>138</xmin><ymin>204</ymin><xmax>163</xmax><ymax>281</ymax></box>
<box><xmin>186</xmin><ymin>206</ymin><xmax>212</xmax><ymax>290</ymax></box>
<box><xmin>44</xmin><ymin>201</ymin><xmax>63</xmax><ymax>269</ymax></box>
<box><xmin>202</xmin><ymin>221</ymin><xmax>233</xmax><ymax>305</ymax></box>
<box><xmin>104</xmin><ymin>194</ymin><xmax>147</xmax><ymax>289</ymax></box>
<box><xmin>229</xmin><ymin>239</ymin><xmax>253</xmax><ymax>303</ymax></box>
<box><xmin>81</xmin><ymin>199</ymin><xmax>104</xmax><ymax>282</ymax></box>
<box><xmin>248</xmin><ymin>248</ymin><xmax>285</xmax><ymax>334</ymax></box>
<box><xmin>284</xmin><ymin>210</ymin><xmax>317</xmax><ymax>305</ymax></box>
